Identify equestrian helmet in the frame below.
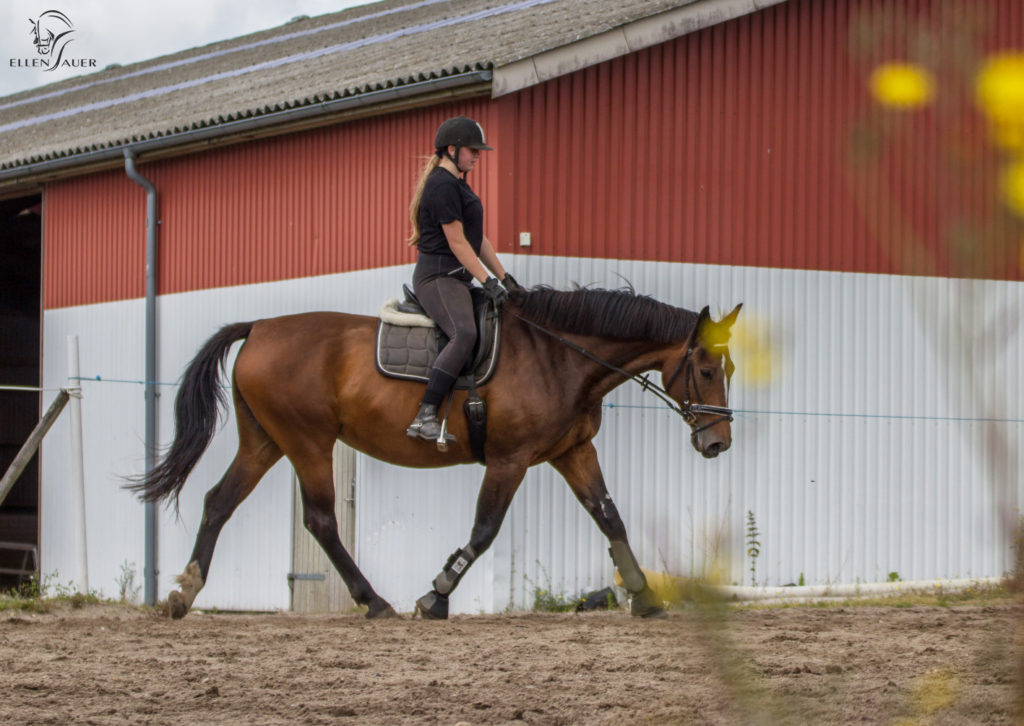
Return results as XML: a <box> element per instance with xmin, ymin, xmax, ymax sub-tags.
<box><xmin>434</xmin><ymin>116</ymin><xmax>494</xmax><ymax>150</ymax></box>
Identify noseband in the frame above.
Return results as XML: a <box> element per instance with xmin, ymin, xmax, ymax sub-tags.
<box><xmin>506</xmin><ymin>309</ymin><xmax>734</xmax><ymax>440</ymax></box>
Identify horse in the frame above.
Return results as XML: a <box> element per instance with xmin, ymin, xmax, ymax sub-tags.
<box><xmin>129</xmin><ymin>285</ymin><xmax>741</xmax><ymax>620</ymax></box>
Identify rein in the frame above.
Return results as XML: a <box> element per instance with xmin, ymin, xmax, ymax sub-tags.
<box><xmin>505</xmin><ymin>308</ymin><xmax>734</xmax><ymax>436</ymax></box>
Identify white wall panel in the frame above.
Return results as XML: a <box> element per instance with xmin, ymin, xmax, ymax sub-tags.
<box><xmin>40</xmin><ymin>299</ymin><xmax>147</xmax><ymax>599</ymax></box>
<box><xmin>42</xmin><ymin>264</ymin><xmax>416</xmax><ymax>608</ymax></box>
<box><xmin>496</xmin><ymin>254</ymin><xmax>1022</xmax><ymax>608</ymax></box>
<box><xmin>42</xmin><ymin>255</ymin><xmax>1024</xmax><ymax>612</ymax></box>
<box><xmin>354</xmin><ymin>457</ymin><xmax>502</xmax><ymax>615</ymax></box>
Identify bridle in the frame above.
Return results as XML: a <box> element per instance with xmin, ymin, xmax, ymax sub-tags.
<box><xmin>505</xmin><ymin>309</ymin><xmax>734</xmax><ymax>441</ymax></box>
<box><xmin>663</xmin><ymin>339</ymin><xmax>735</xmax><ymax>437</ymax></box>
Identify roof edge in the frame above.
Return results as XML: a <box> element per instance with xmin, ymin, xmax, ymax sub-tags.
<box><xmin>0</xmin><ymin>70</ymin><xmax>492</xmax><ymax>192</ymax></box>
<box><xmin>492</xmin><ymin>0</ymin><xmax>787</xmax><ymax>97</ymax></box>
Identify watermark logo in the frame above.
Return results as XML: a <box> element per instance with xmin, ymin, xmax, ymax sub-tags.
<box><xmin>10</xmin><ymin>9</ymin><xmax>97</xmax><ymax>72</ymax></box>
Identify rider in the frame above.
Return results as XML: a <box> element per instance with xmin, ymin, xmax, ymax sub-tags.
<box><xmin>405</xmin><ymin>115</ymin><xmax>519</xmax><ymax>441</ymax></box>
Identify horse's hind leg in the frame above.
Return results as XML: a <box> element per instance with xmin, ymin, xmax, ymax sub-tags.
<box><xmin>551</xmin><ymin>440</ymin><xmax>665</xmax><ymax>618</ymax></box>
<box><xmin>166</xmin><ymin>390</ymin><xmax>283</xmax><ymax>619</ymax></box>
<box><xmin>292</xmin><ymin>452</ymin><xmax>396</xmax><ymax>619</ymax></box>
<box><xmin>167</xmin><ymin>438</ymin><xmax>282</xmax><ymax>618</ymax></box>
<box><xmin>415</xmin><ymin>459</ymin><xmax>528</xmax><ymax>619</ymax></box>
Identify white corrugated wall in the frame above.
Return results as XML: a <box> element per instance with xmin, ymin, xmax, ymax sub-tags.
<box><xmin>494</xmin><ymin>256</ymin><xmax>1022</xmax><ymax>609</ymax></box>
<box><xmin>41</xmin><ymin>255</ymin><xmax>1023</xmax><ymax>612</ymax></box>
<box><xmin>40</xmin><ymin>264</ymin><xmax>416</xmax><ymax>608</ymax></box>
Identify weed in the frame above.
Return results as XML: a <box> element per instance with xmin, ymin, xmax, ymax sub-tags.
<box><xmin>1</xmin><ymin>570</ymin><xmax>107</xmax><ymax>615</ymax></box>
<box><xmin>746</xmin><ymin>511</ymin><xmax>761</xmax><ymax>587</ymax></box>
<box><xmin>16</xmin><ymin>573</ymin><xmax>41</xmax><ymax>599</ymax></box>
<box><xmin>526</xmin><ymin>564</ymin><xmax>584</xmax><ymax>613</ymax></box>
<box><xmin>532</xmin><ymin>587</ymin><xmax>582</xmax><ymax>613</ymax></box>
<box><xmin>0</xmin><ymin>593</ymin><xmax>52</xmax><ymax>614</ymax></box>
<box><xmin>887</xmin><ymin>571</ymin><xmax>902</xmax><ymax>583</ymax></box>
<box><xmin>116</xmin><ymin>560</ymin><xmax>141</xmax><ymax>603</ymax></box>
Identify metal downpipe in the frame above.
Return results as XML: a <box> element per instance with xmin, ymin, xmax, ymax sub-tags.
<box><xmin>123</xmin><ymin>149</ymin><xmax>158</xmax><ymax>606</ymax></box>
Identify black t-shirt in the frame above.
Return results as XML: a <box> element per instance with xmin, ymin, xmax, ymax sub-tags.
<box><xmin>416</xmin><ymin>167</ymin><xmax>484</xmax><ymax>264</ymax></box>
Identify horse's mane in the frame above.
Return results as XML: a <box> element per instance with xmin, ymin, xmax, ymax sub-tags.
<box><xmin>509</xmin><ymin>285</ymin><xmax>698</xmax><ymax>344</ymax></box>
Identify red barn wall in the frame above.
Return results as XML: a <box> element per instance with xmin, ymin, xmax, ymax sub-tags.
<box><xmin>44</xmin><ymin>99</ymin><xmax>503</xmax><ymax>308</ymax></box>
<box><xmin>43</xmin><ymin>0</ymin><xmax>1024</xmax><ymax>309</ymax></box>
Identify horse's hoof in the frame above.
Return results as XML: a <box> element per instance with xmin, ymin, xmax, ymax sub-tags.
<box><xmin>630</xmin><ymin>586</ymin><xmax>666</xmax><ymax>618</ymax></box>
<box><xmin>414</xmin><ymin>591</ymin><xmax>449</xmax><ymax>620</ymax></box>
<box><xmin>167</xmin><ymin>590</ymin><xmax>189</xmax><ymax>619</ymax></box>
<box><xmin>365</xmin><ymin>600</ymin><xmax>398</xmax><ymax>619</ymax></box>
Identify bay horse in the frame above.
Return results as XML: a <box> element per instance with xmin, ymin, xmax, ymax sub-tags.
<box><xmin>129</xmin><ymin>286</ymin><xmax>741</xmax><ymax>620</ymax></box>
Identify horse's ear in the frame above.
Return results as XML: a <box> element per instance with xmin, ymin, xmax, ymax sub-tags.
<box><xmin>721</xmin><ymin>303</ymin><xmax>742</xmax><ymax>330</ymax></box>
<box><xmin>694</xmin><ymin>305</ymin><xmax>710</xmax><ymax>336</ymax></box>
<box><xmin>696</xmin><ymin>306</ymin><xmax>719</xmax><ymax>347</ymax></box>
<box><xmin>698</xmin><ymin>305</ymin><xmax>739</xmax><ymax>349</ymax></box>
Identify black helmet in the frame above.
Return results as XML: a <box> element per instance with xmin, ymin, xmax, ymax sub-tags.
<box><xmin>434</xmin><ymin>116</ymin><xmax>494</xmax><ymax>150</ymax></box>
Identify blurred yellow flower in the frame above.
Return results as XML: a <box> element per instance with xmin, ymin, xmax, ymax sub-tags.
<box><xmin>869</xmin><ymin>63</ymin><xmax>935</xmax><ymax>109</ymax></box>
<box><xmin>992</xmin><ymin>121</ymin><xmax>1024</xmax><ymax>152</ymax></box>
<box><xmin>729</xmin><ymin>315</ymin><xmax>778</xmax><ymax>387</ymax></box>
<box><xmin>976</xmin><ymin>53</ymin><xmax>1024</xmax><ymax>128</ymax></box>
<box><xmin>1001</xmin><ymin>160</ymin><xmax>1024</xmax><ymax>216</ymax></box>
<box><xmin>909</xmin><ymin>669</ymin><xmax>961</xmax><ymax>716</ymax></box>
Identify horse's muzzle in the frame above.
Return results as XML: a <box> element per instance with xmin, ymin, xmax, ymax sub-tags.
<box><xmin>692</xmin><ymin>427</ymin><xmax>731</xmax><ymax>458</ymax></box>
<box><xmin>701</xmin><ymin>440</ymin><xmax>729</xmax><ymax>458</ymax></box>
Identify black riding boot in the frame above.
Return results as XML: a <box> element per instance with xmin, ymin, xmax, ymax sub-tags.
<box><xmin>406</xmin><ymin>402</ymin><xmax>442</xmax><ymax>440</ymax></box>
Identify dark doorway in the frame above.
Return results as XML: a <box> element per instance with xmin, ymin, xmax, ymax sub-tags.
<box><xmin>0</xmin><ymin>194</ymin><xmax>42</xmax><ymax>591</ymax></box>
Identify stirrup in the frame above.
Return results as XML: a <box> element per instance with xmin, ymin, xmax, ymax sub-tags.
<box><xmin>436</xmin><ymin>389</ymin><xmax>457</xmax><ymax>451</ymax></box>
<box><xmin>436</xmin><ymin>416</ymin><xmax>456</xmax><ymax>451</ymax></box>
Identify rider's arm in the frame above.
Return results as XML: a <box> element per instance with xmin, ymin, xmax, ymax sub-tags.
<box><xmin>478</xmin><ymin>237</ymin><xmax>507</xmax><ymax>281</ymax></box>
<box><xmin>441</xmin><ymin>221</ymin><xmax>490</xmax><ymax>283</ymax></box>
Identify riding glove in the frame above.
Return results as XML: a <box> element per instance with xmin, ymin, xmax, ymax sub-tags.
<box><xmin>482</xmin><ymin>277</ymin><xmax>509</xmax><ymax>307</ymax></box>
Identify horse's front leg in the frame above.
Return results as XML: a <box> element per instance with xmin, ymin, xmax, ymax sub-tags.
<box><xmin>550</xmin><ymin>440</ymin><xmax>665</xmax><ymax>618</ymax></box>
<box><xmin>415</xmin><ymin>459</ymin><xmax>528</xmax><ymax>619</ymax></box>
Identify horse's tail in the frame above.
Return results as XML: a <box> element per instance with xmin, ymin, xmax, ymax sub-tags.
<box><xmin>125</xmin><ymin>321</ymin><xmax>254</xmax><ymax>508</ymax></box>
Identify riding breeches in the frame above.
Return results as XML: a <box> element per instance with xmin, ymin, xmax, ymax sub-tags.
<box><xmin>413</xmin><ymin>264</ymin><xmax>478</xmax><ymax>385</ymax></box>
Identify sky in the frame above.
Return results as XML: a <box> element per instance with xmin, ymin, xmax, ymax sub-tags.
<box><xmin>1</xmin><ymin>0</ymin><xmax>375</xmax><ymax>97</ymax></box>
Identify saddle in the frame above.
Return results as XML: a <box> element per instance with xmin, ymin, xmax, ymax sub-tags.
<box><xmin>375</xmin><ymin>284</ymin><xmax>501</xmax><ymax>463</ymax></box>
<box><xmin>375</xmin><ymin>284</ymin><xmax>501</xmax><ymax>387</ymax></box>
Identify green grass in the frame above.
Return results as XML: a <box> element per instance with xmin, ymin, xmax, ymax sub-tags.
<box><xmin>0</xmin><ymin>593</ymin><xmax>52</xmax><ymax>614</ymax></box>
<box><xmin>532</xmin><ymin>587</ymin><xmax>584</xmax><ymax>613</ymax></box>
<box><xmin>0</xmin><ymin>572</ymin><xmax>124</xmax><ymax>615</ymax></box>
<box><xmin>0</xmin><ymin>588</ymin><xmax>104</xmax><ymax>614</ymax></box>
<box><xmin>734</xmin><ymin>582</ymin><xmax>1016</xmax><ymax>610</ymax></box>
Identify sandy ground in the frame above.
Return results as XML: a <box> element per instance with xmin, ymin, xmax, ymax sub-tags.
<box><xmin>0</xmin><ymin>602</ymin><xmax>1021</xmax><ymax>725</ymax></box>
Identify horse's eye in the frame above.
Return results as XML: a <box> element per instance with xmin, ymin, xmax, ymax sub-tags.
<box><xmin>700</xmin><ymin>368</ymin><xmax>714</xmax><ymax>380</ymax></box>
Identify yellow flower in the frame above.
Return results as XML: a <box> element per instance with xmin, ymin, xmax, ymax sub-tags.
<box><xmin>992</xmin><ymin>122</ymin><xmax>1024</xmax><ymax>152</ymax></box>
<box><xmin>976</xmin><ymin>53</ymin><xmax>1024</xmax><ymax>127</ymax></box>
<box><xmin>729</xmin><ymin>314</ymin><xmax>778</xmax><ymax>387</ymax></box>
<box><xmin>869</xmin><ymin>63</ymin><xmax>935</xmax><ymax>109</ymax></box>
<box><xmin>1001</xmin><ymin>160</ymin><xmax>1024</xmax><ymax>217</ymax></box>
<box><xmin>909</xmin><ymin>669</ymin><xmax>961</xmax><ymax>716</ymax></box>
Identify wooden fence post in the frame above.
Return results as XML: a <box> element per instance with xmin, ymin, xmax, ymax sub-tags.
<box><xmin>0</xmin><ymin>389</ymin><xmax>70</xmax><ymax>507</ymax></box>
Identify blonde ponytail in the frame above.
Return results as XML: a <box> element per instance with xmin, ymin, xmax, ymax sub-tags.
<box><xmin>408</xmin><ymin>154</ymin><xmax>440</xmax><ymax>245</ymax></box>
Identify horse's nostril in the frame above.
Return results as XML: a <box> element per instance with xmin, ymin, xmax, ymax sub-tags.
<box><xmin>706</xmin><ymin>441</ymin><xmax>724</xmax><ymax>455</ymax></box>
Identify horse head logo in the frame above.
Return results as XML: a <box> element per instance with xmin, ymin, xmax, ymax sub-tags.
<box><xmin>29</xmin><ymin>10</ymin><xmax>74</xmax><ymax>71</ymax></box>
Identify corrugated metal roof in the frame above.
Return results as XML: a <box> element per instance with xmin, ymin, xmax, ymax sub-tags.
<box><xmin>0</xmin><ymin>0</ymin><xmax>771</xmax><ymax>174</ymax></box>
